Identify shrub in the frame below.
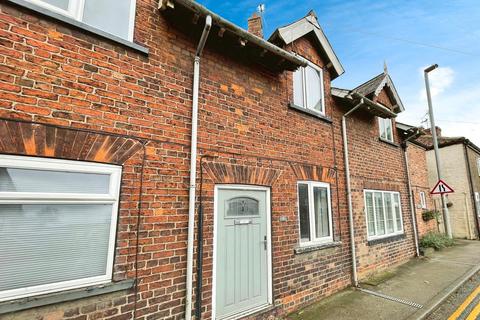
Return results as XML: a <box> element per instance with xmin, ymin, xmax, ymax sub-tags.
<box><xmin>420</xmin><ymin>232</ymin><xmax>455</xmax><ymax>250</ymax></box>
<box><xmin>422</xmin><ymin>210</ymin><xmax>439</xmax><ymax>222</ymax></box>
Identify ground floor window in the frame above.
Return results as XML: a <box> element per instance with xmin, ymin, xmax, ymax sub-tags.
<box><xmin>419</xmin><ymin>191</ymin><xmax>427</xmax><ymax>209</ymax></box>
<box><xmin>0</xmin><ymin>155</ymin><xmax>121</xmax><ymax>301</ymax></box>
<box><xmin>297</xmin><ymin>181</ymin><xmax>332</xmax><ymax>245</ymax></box>
<box><xmin>364</xmin><ymin>190</ymin><xmax>403</xmax><ymax>239</ymax></box>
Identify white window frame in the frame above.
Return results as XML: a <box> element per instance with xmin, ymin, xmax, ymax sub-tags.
<box><xmin>378</xmin><ymin>117</ymin><xmax>394</xmax><ymax>142</ymax></box>
<box><xmin>293</xmin><ymin>60</ymin><xmax>326</xmax><ymax>115</ymax></box>
<box><xmin>0</xmin><ymin>154</ymin><xmax>122</xmax><ymax>302</ymax></box>
<box><xmin>296</xmin><ymin>181</ymin><xmax>333</xmax><ymax>246</ymax></box>
<box><xmin>24</xmin><ymin>0</ymin><xmax>137</xmax><ymax>41</ymax></box>
<box><xmin>419</xmin><ymin>191</ymin><xmax>427</xmax><ymax>209</ymax></box>
<box><xmin>364</xmin><ymin>189</ymin><xmax>404</xmax><ymax>241</ymax></box>
<box><xmin>477</xmin><ymin>158</ymin><xmax>480</xmax><ymax>176</ymax></box>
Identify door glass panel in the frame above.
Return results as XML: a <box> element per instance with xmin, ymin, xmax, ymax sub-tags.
<box><xmin>393</xmin><ymin>193</ymin><xmax>402</xmax><ymax>231</ymax></box>
<box><xmin>365</xmin><ymin>192</ymin><xmax>375</xmax><ymax>236</ymax></box>
<box><xmin>374</xmin><ymin>192</ymin><xmax>385</xmax><ymax>235</ymax></box>
<box><xmin>313</xmin><ymin>186</ymin><xmax>329</xmax><ymax>238</ymax></box>
<box><xmin>384</xmin><ymin>193</ymin><xmax>394</xmax><ymax>233</ymax></box>
<box><xmin>293</xmin><ymin>69</ymin><xmax>304</xmax><ymax>107</ymax></box>
<box><xmin>226</xmin><ymin>197</ymin><xmax>259</xmax><ymax>216</ymax></box>
<box><xmin>83</xmin><ymin>0</ymin><xmax>134</xmax><ymax>40</ymax></box>
<box><xmin>298</xmin><ymin>184</ymin><xmax>310</xmax><ymax>242</ymax></box>
<box><xmin>40</xmin><ymin>0</ymin><xmax>69</xmax><ymax>10</ymax></box>
<box><xmin>0</xmin><ymin>168</ymin><xmax>110</xmax><ymax>194</ymax></box>
<box><xmin>306</xmin><ymin>66</ymin><xmax>322</xmax><ymax>112</ymax></box>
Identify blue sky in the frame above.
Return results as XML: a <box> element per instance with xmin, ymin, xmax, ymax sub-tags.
<box><xmin>199</xmin><ymin>0</ymin><xmax>480</xmax><ymax>145</ymax></box>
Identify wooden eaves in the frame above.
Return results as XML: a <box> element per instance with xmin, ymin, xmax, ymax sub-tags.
<box><xmin>158</xmin><ymin>0</ymin><xmax>307</xmax><ymax>72</ymax></box>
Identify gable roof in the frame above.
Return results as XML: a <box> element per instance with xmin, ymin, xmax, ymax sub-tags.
<box><xmin>268</xmin><ymin>11</ymin><xmax>344</xmax><ymax>79</ymax></box>
<box><xmin>353</xmin><ymin>72</ymin><xmax>405</xmax><ymax>112</ymax></box>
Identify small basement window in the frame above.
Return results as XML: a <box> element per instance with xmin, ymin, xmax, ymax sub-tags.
<box><xmin>378</xmin><ymin>117</ymin><xmax>393</xmax><ymax>142</ymax></box>
<box><xmin>0</xmin><ymin>155</ymin><xmax>122</xmax><ymax>302</ymax></box>
<box><xmin>24</xmin><ymin>0</ymin><xmax>136</xmax><ymax>41</ymax></box>
<box><xmin>364</xmin><ymin>190</ymin><xmax>403</xmax><ymax>240</ymax></box>
<box><xmin>297</xmin><ymin>181</ymin><xmax>333</xmax><ymax>245</ymax></box>
<box><xmin>293</xmin><ymin>61</ymin><xmax>325</xmax><ymax>115</ymax></box>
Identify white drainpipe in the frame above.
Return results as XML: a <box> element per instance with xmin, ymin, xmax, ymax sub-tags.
<box><xmin>342</xmin><ymin>99</ymin><xmax>363</xmax><ymax>287</ymax></box>
<box><xmin>403</xmin><ymin>145</ymin><xmax>420</xmax><ymax>256</ymax></box>
<box><xmin>186</xmin><ymin>15</ymin><xmax>212</xmax><ymax>320</ymax></box>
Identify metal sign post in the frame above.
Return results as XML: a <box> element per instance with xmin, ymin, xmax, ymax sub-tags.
<box><xmin>424</xmin><ymin>64</ymin><xmax>453</xmax><ymax>238</ymax></box>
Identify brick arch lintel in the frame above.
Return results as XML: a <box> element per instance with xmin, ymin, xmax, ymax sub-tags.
<box><xmin>0</xmin><ymin>119</ymin><xmax>143</xmax><ymax>165</ymax></box>
<box><xmin>289</xmin><ymin>163</ymin><xmax>336</xmax><ymax>184</ymax></box>
<box><xmin>202</xmin><ymin>162</ymin><xmax>281</xmax><ymax>186</ymax></box>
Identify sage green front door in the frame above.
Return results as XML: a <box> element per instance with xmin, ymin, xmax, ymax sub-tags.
<box><xmin>216</xmin><ymin>187</ymin><xmax>270</xmax><ymax>319</ymax></box>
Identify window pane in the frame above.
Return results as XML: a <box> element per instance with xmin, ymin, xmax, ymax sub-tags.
<box><xmin>0</xmin><ymin>204</ymin><xmax>112</xmax><ymax>292</ymax></box>
<box><xmin>0</xmin><ymin>168</ymin><xmax>110</xmax><ymax>194</ymax></box>
<box><xmin>298</xmin><ymin>184</ymin><xmax>310</xmax><ymax>242</ymax></box>
<box><xmin>384</xmin><ymin>193</ymin><xmax>394</xmax><ymax>233</ymax></box>
<box><xmin>313</xmin><ymin>187</ymin><xmax>329</xmax><ymax>238</ymax></box>
<box><xmin>379</xmin><ymin>118</ymin><xmax>386</xmax><ymax>139</ymax></box>
<box><xmin>306</xmin><ymin>66</ymin><xmax>323</xmax><ymax>113</ymax></box>
<box><xmin>226</xmin><ymin>197</ymin><xmax>259</xmax><ymax>216</ymax></box>
<box><xmin>386</xmin><ymin>119</ymin><xmax>393</xmax><ymax>141</ymax></box>
<box><xmin>40</xmin><ymin>0</ymin><xmax>69</xmax><ymax>10</ymax></box>
<box><xmin>374</xmin><ymin>192</ymin><xmax>385</xmax><ymax>235</ymax></box>
<box><xmin>365</xmin><ymin>192</ymin><xmax>375</xmax><ymax>236</ymax></box>
<box><xmin>393</xmin><ymin>194</ymin><xmax>402</xmax><ymax>231</ymax></box>
<box><xmin>293</xmin><ymin>69</ymin><xmax>304</xmax><ymax>107</ymax></box>
<box><xmin>83</xmin><ymin>0</ymin><xmax>134</xmax><ymax>40</ymax></box>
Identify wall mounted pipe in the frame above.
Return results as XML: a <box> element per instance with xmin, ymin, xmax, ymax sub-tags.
<box><xmin>342</xmin><ymin>98</ymin><xmax>363</xmax><ymax>287</ymax></box>
<box><xmin>185</xmin><ymin>15</ymin><xmax>212</xmax><ymax>320</ymax></box>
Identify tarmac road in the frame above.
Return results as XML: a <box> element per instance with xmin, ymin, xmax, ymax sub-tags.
<box><xmin>426</xmin><ymin>271</ymin><xmax>480</xmax><ymax>320</ymax></box>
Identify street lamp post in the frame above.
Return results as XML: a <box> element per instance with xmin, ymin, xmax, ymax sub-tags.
<box><xmin>424</xmin><ymin>64</ymin><xmax>453</xmax><ymax>238</ymax></box>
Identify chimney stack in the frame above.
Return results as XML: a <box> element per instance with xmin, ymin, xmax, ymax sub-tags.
<box><xmin>248</xmin><ymin>12</ymin><xmax>263</xmax><ymax>38</ymax></box>
<box><xmin>425</xmin><ymin>126</ymin><xmax>442</xmax><ymax>137</ymax></box>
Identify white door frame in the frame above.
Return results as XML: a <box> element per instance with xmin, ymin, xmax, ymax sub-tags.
<box><xmin>212</xmin><ymin>184</ymin><xmax>273</xmax><ymax>320</ymax></box>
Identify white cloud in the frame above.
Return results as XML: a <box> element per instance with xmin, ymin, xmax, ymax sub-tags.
<box><xmin>418</xmin><ymin>66</ymin><xmax>455</xmax><ymax>100</ymax></box>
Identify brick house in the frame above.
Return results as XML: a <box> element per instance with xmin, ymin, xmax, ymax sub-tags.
<box><xmin>0</xmin><ymin>0</ymin><xmax>419</xmax><ymax>319</ymax></box>
<box><xmin>415</xmin><ymin>131</ymin><xmax>480</xmax><ymax>240</ymax></box>
<box><xmin>396</xmin><ymin>123</ymin><xmax>438</xmax><ymax>237</ymax></box>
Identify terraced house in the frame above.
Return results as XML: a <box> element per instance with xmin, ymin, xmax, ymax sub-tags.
<box><xmin>0</xmin><ymin>0</ymin><xmax>420</xmax><ymax>319</ymax></box>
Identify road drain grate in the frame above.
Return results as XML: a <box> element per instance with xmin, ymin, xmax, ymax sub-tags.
<box><xmin>358</xmin><ymin>287</ymin><xmax>424</xmax><ymax>309</ymax></box>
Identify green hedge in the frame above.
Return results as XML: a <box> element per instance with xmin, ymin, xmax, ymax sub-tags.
<box><xmin>419</xmin><ymin>232</ymin><xmax>455</xmax><ymax>250</ymax></box>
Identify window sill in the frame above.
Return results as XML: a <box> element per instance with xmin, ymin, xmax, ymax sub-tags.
<box><xmin>367</xmin><ymin>233</ymin><xmax>405</xmax><ymax>246</ymax></box>
<box><xmin>7</xmin><ymin>0</ymin><xmax>149</xmax><ymax>55</ymax></box>
<box><xmin>289</xmin><ymin>103</ymin><xmax>333</xmax><ymax>124</ymax></box>
<box><xmin>0</xmin><ymin>280</ymin><xmax>134</xmax><ymax>315</ymax></box>
<box><xmin>294</xmin><ymin>241</ymin><xmax>341</xmax><ymax>254</ymax></box>
<box><xmin>378</xmin><ymin>137</ymin><xmax>400</xmax><ymax>148</ymax></box>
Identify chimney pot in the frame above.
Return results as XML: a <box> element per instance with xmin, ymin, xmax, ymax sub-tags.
<box><xmin>248</xmin><ymin>12</ymin><xmax>263</xmax><ymax>38</ymax></box>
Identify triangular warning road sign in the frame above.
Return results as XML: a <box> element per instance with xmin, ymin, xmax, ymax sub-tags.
<box><xmin>430</xmin><ymin>179</ymin><xmax>454</xmax><ymax>195</ymax></box>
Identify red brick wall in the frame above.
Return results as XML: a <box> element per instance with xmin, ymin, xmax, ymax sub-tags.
<box><xmin>406</xmin><ymin>142</ymin><xmax>438</xmax><ymax>236</ymax></box>
<box><xmin>0</xmin><ymin>2</ymin><xmax>354</xmax><ymax>319</ymax></box>
<box><xmin>333</xmin><ymin>86</ymin><xmax>417</xmax><ymax>278</ymax></box>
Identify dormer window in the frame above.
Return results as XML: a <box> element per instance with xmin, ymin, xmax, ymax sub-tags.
<box><xmin>379</xmin><ymin>117</ymin><xmax>393</xmax><ymax>142</ymax></box>
<box><xmin>293</xmin><ymin>62</ymin><xmax>325</xmax><ymax>115</ymax></box>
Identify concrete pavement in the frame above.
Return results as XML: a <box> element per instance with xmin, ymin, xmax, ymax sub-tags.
<box><xmin>287</xmin><ymin>240</ymin><xmax>480</xmax><ymax>320</ymax></box>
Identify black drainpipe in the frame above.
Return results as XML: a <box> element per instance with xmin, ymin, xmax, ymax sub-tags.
<box><xmin>195</xmin><ymin>154</ymin><xmax>216</xmax><ymax>319</ymax></box>
<box><xmin>463</xmin><ymin>142</ymin><xmax>480</xmax><ymax>239</ymax></box>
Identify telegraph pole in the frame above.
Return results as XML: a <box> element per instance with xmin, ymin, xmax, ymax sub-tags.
<box><xmin>424</xmin><ymin>64</ymin><xmax>453</xmax><ymax>238</ymax></box>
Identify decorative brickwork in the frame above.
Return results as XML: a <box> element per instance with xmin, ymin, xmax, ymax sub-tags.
<box><xmin>203</xmin><ymin>162</ymin><xmax>280</xmax><ymax>185</ymax></box>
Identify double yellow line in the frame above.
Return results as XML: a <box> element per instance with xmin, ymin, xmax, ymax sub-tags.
<box><xmin>448</xmin><ymin>285</ymin><xmax>480</xmax><ymax>320</ymax></box>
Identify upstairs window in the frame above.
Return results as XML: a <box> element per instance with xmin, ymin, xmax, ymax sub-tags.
<box><xmin>293</xmin><ymin>62</ymin><xmax>325</xmax><ymax>115</ymax></box>
<box><xmin>477</xmin><ymin>158</ymin><xmax>480</xmax><ymax>176</ymax></box>
<box><xmin>0</xmin><ymin>155</ymin><xmax>121</xmax><ymax>301</ymax></box>
<box><xmin>379</xmin><ymin>117</ymin><xmax>393</xmax><ymax>142</ymax></box>
<box><xmin>419</xmin><ymin>191</ymin><xmax>427</xmax><ymax>209</ymax></box>
<box><xmin>25</xmin><ymin>0</ymin><xmax>136</xmax><ymax>40</ymax></box>
<box><xmin>297</xmin><ymin>182</ymin><xmax>332</xmax><ymax>245</ymax></box>
<box><xmin>364</xmin><ymin>190</ymin><xmax>403</xmax><ymax>240</ymax></box>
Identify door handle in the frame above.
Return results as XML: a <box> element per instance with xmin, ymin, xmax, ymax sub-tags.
<box><xmin>262</xmin><ymin>235</ymin><xmax>267</xmax><ymax>250</ymax></box>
